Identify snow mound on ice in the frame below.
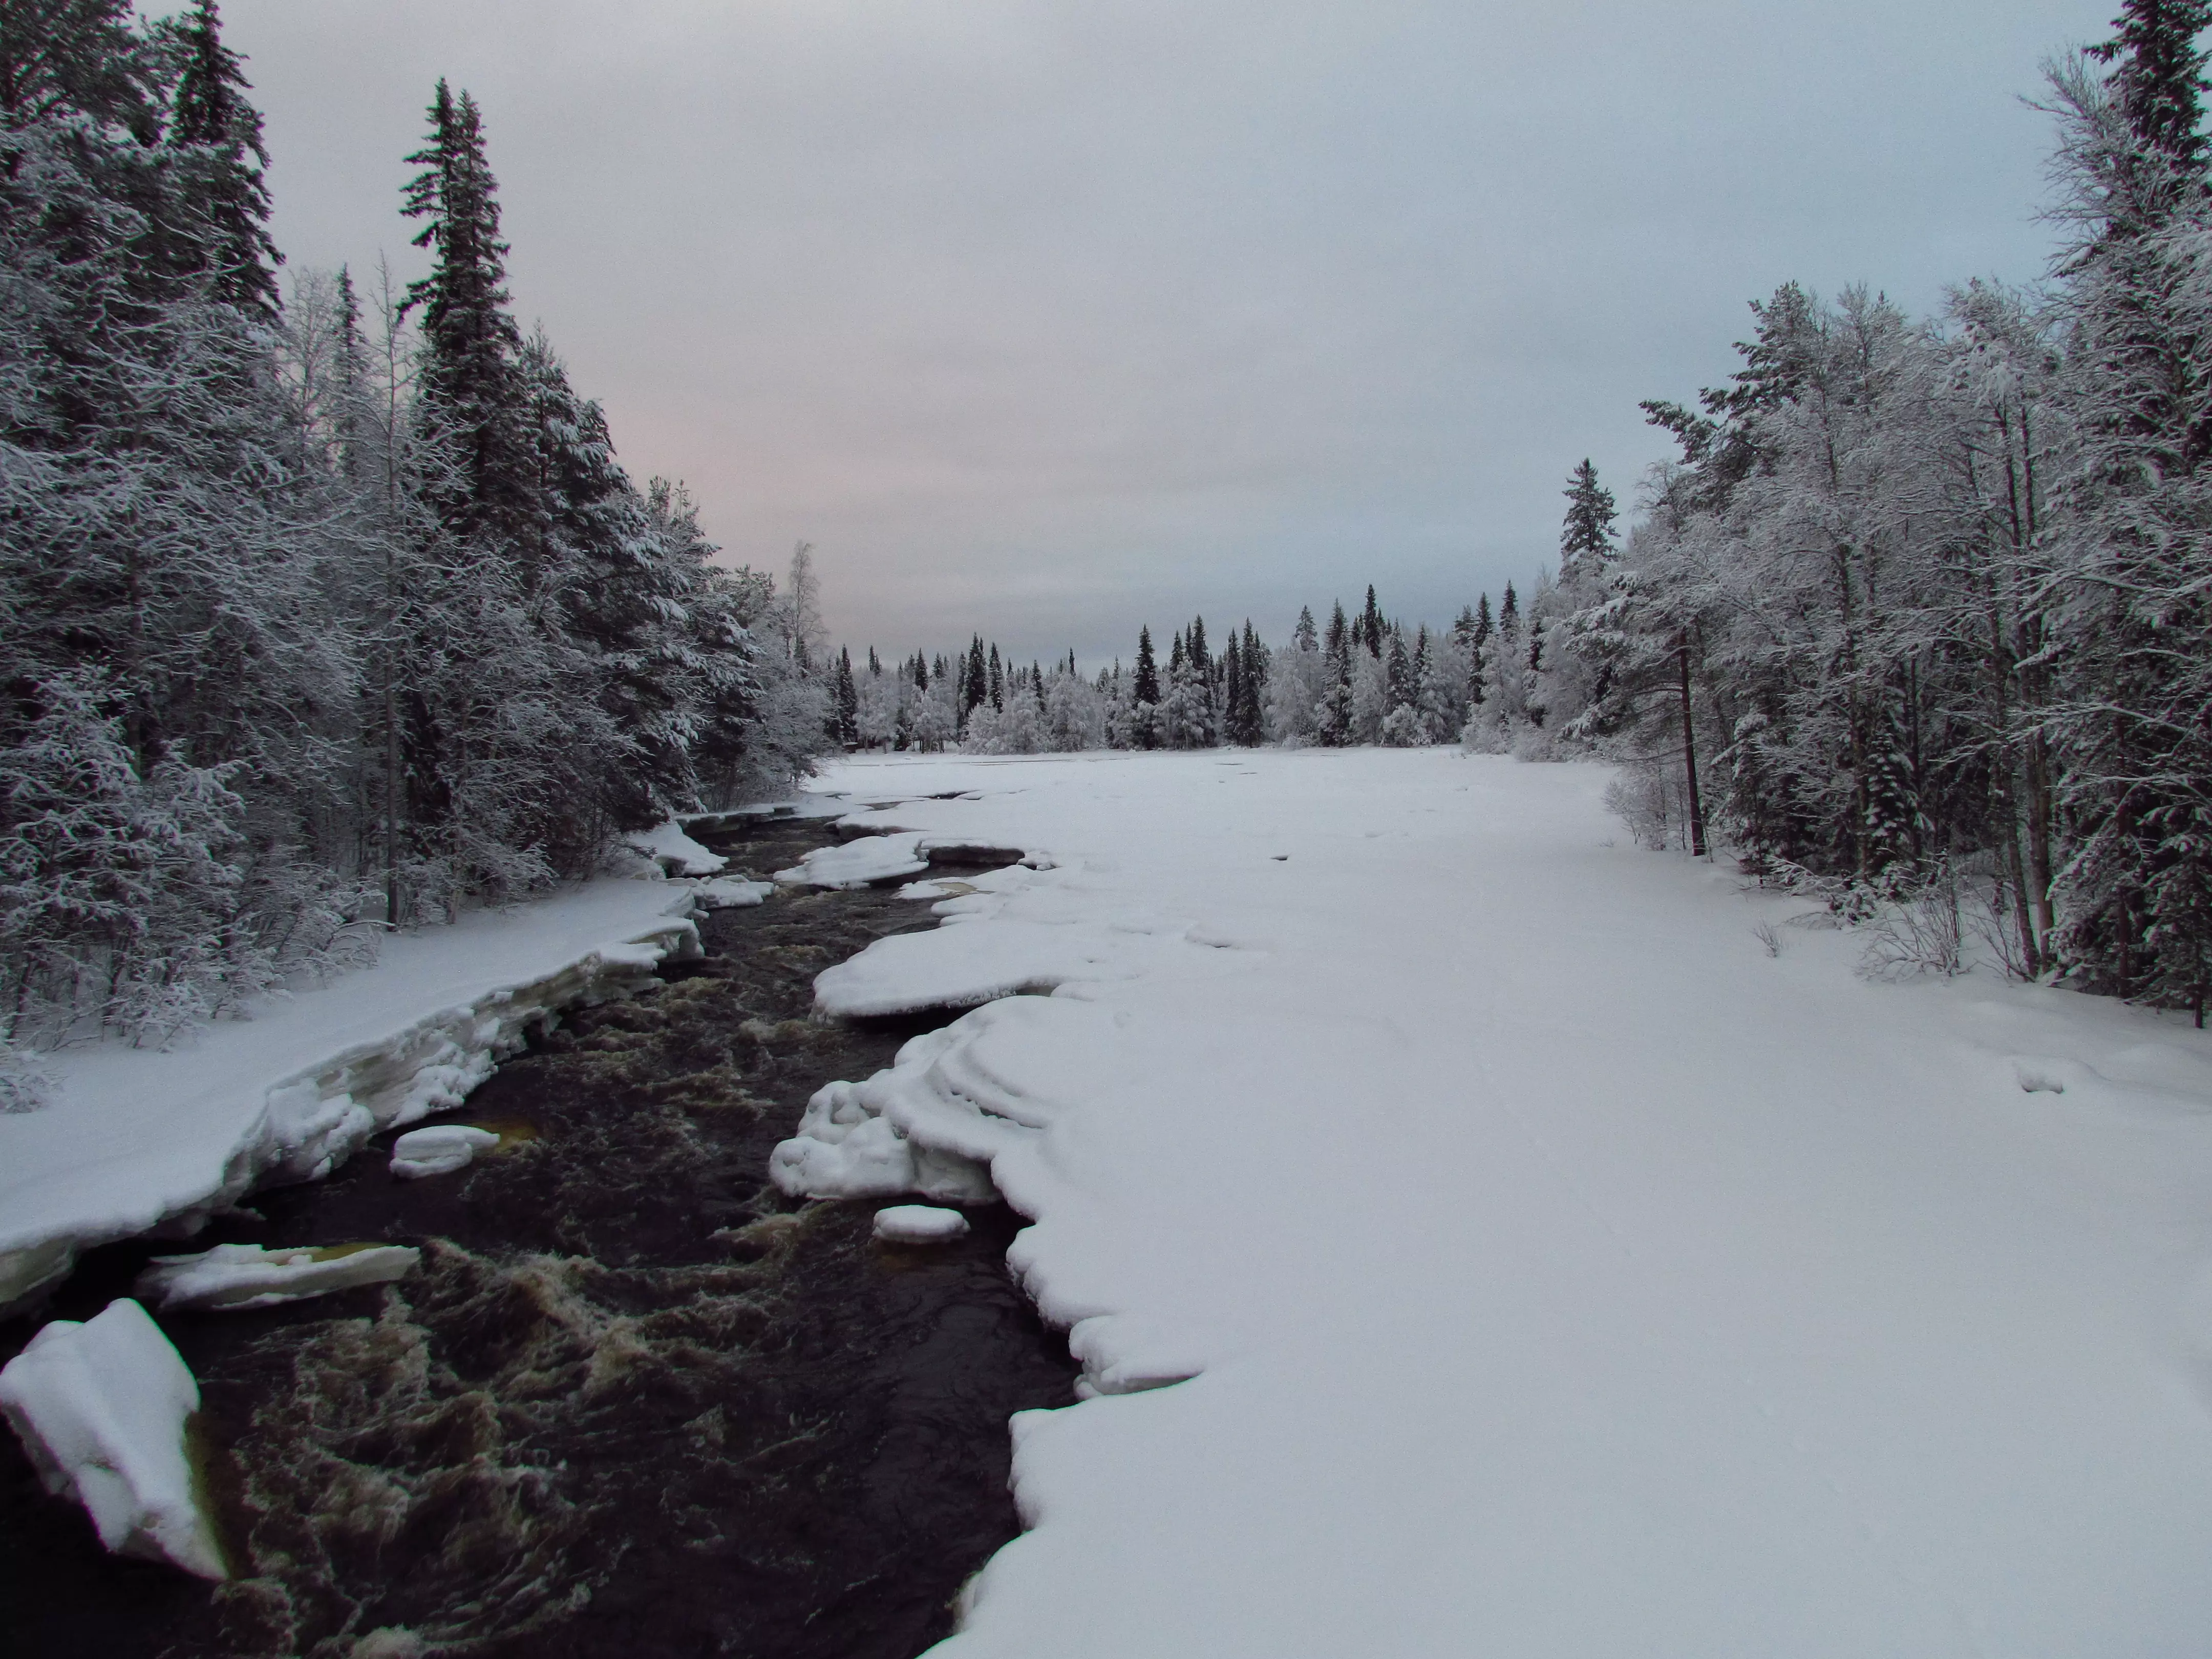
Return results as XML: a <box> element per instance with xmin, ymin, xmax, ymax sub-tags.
<box><xmin>0</xmin><ymin>880</ymin><xmax>701</xmax><ymax>1314</ymax></box>
<box><xmin>693</xmin><ymin>876</ymin><xmax>774</xmax><ymax>909</ymax></box>
<box><xmin>812</xmin><ymin>916</ymin><xmax>1205</xmax><ymax>1018</ymax></box>
<box><xmin>873</xmin><ymin>1204</ymin><xmax>971</xmax><ymax>1243</ymax></box>
<box><xmin>0</xmin><ymin>1299</ymin><xmax>225</xmax><ymax>1579</ymax></box>
<box><xmin>390</xmin><ymin>1123</ymin><xmax>502</xmax><ymax>1178</ymax></box>
<box><xmin>771</xmin><ymin>995</ymin><xmax>1115</xmax><ymax>1204</ymax></box>
<box><xmin>777</xmin><ymin>832</ymin><xmax>1037</xmax><ymax>891</ymax></box>
<box><xmin>623</xmin><ymin>819</ymin><xmax>728</xmax><ymax>877</ymax></box>
<box><xmin>776</xmin><ymin>832</ymin><xmax>930</xmax><ymax>888</ymax></box>
<box><xmin>135</xmin><ymin>1241</ymin><xmax>420</xmax><ymax>1311</ymax></box>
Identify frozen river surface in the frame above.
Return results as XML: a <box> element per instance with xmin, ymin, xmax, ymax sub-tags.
<box><xmin>797</xmin><ymin>748</ymin><xmax>2212</xmax><ymax>1658</ymax></box>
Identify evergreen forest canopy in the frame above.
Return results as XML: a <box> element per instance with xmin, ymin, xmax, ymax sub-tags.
<box><xmin>0</xmin><ymin>1</ymin><xmax>828</xmax><ymax>1057</ymax></box>
<box><xmin>849</xmin><ymin>1</ymin><xmax>2212</xmax><ymax>1022</ymax></box>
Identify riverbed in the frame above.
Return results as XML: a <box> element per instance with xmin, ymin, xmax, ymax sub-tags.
<box><xmin>0</xmin><ymin>817</ymin><xmax>1075</xmax><ymax>1658</ymax></box>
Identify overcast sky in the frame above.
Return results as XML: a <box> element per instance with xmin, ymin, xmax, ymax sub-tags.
<box><xmin>213</xmin><ymin>0</ymin><xmax>2104</xmax><ymax>667</ymax></box>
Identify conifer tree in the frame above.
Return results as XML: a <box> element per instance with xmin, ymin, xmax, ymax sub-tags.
<box><xmin>1133</xmin><ymin>625</ymin><xmax>1160</xmax><ymax>705</ymax></box>
<box><xmin>965</xmin><ymin>635</ymin><xmax>987</xmax><ymax>713</ymax></box>
<box><xmin>1360</xmin><ymin>586</ymin><xmax>1384</xmax><ymax>657</ymax></box>
<box><xmin>166</xmin><ymin>0</ymin><xmax>280</xmax><ymax>317</ymax></box>
<box><xmin>1239</xmin><ymin>620</ymin><xmax>1268</xmax><ymax>743</ymax></box>
<box><xmin>2088</xmin><ymin>0</ymin><xmax>2212</xmax><ymax>175</ymax></box>
<box><xmin>988</xmin><ymin>643</ymin><xmax>1004</xmax><ymax>710</ymax></box>
<box><xmin>1559</xmin><ymin>459</ymin><xmax>1618</xmax><ymax>583</ymax></box>
<box><xmin>1223</xmin><ymin>634</ymin><xmax>1244</xmax><ymax>744</ymax></box>
<box><xmin>835</xmin><ymin>647</ymin><xmax>858</xmax><ymax>745</ymax></box>
<box><xmin>400</xmin><ymin>80</ymin><xmax>528</xmax><ymax>548</ymax></box>
<box><xmin>1320</xmin><ymin>602</ymin><xmax>1354</xmax><ymax>744</ymax></box>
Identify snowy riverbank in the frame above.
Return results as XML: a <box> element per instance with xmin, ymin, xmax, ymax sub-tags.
<box><xmin>0</xmin><ymin>876</ymin><xmax>706</xmax><ymax>1312</ymax></box>
<box><xmin>784</xmin><ymin>748</ymin><xmax>2212</xmax><ymax>1657</ymax></box>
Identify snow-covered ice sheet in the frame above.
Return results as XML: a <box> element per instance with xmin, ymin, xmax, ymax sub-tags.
<box><xmin>0</xmin><ymin>878</ymin><xmax>701</xmax><ymax>1311</ymax></box>
<box><xmin>775</xmin><ymin>831</ymin><xmax>1032</xmax><ymax>892</ymax></box>
<box><xmin>389</xmin><ymin>1123</ymin><xmax>502</xmax><ymax>1179</ymax></box>
<box><xmin>134</xmin><ymin>1241</ymin><xmax>420</xmax><ymax>1311</ymax></box>
<box><xmin>622</xmin><ymin>819</ymin><xmax>728</xmax><ymax>877</ymax></box>
<box><xmin>776</xmin><ymin>831</ymin><xmax>930</xmax><ymax>888</ymax></box>
<box><xmin>693</xmin><ymin>876</ymin><xmax>775</xmax><ymax>909</ymax></box>
<box><xmin>872</xmin><ymin>1204</ymin><xmax>971</xmax><ymax>1244</ymax></box>
<box><xmin>781</xmin><ymin>749</ymin><xmax>2212</xmax><ymax>1657</ymax></box>
<box><xmin>0</xmin><ymin>1298</ymin><xmax>225</xmax><ymax>1578</ymax></box>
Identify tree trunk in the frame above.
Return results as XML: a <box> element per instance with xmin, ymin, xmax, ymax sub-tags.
<box><xmin>1678</xmin><ymin>632</ymin><xmax>1707</xmax><ymax>858</ymax></box>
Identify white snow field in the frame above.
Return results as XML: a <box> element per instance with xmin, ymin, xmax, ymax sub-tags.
<box><xmin>0</xmin><ymin>876</ymin><xmax>704</xmax><ymax>1312</ymax></box>
<box><xmin>784</xmin><ymin>748</ymin><xmax>2212</xmax><ymax>1658</ymax></box>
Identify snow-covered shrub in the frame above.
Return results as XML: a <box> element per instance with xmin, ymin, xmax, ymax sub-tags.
<box><xmin>1858</xmin><ymin>867</ymin><xmax>1967</xmax><ymax>983</ymax></box>
<box><xmin>0</xmin><ymin>1039</ymin><xmax>55</xmax><ymax>1114</ymax></box>
<box><xmin>1602</xmin><ymin>757</ymin><xmax>1682</xmax><ymax>851</ymax></box>
<box><xmin>1379</xmin><ymin>705</ymin><xmax>1423</xmax><ymax>747</ymax></box>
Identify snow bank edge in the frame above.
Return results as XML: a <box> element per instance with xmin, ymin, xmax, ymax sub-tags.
<box><xmin>0</xmin><ymin>898</ymin><xmax>704</xmax><ymax>1315</ymax></box>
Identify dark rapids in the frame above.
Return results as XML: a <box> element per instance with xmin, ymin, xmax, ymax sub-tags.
<box><xmin>0</xmin><ymin>816</ymin><xmax>1077</xmax><ymax>1659</ymax></box>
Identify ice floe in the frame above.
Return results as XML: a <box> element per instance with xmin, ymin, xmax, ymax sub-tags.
<box><xmin>693</xmin><ymin>876</ymin><xmax>775</xmax><ymax>909</ymax></box>
<box><xmin>622</xmin><ymin>819</ymin><xmax>728</xmax><ymax>877</ymax></box>
<box><xmin>389</xmin><ymin>1123</ymin><xmax>503</xmax><ymax>1178</ymax></box>
<box><xmin>872</xmin><ymin>1204</ymin><xmax>972</xmax><ymax>1244</ymax></box>
<box><xmin>134</xmin><ymin>1241</ymin><xmax>420</xmax><ymax>1311</ymax></box>
<box><xmin>775</xmin><ymin>831</ymin><xmax>1034</xmax><ymax>891</ymax></box>
<box><xmin>0</xmin><ymin>1299</ymin><xmax>226</xmax><ymax>1579</ymax></box>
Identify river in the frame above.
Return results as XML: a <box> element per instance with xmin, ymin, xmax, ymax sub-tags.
<box><xmin>0</xmin><ymin>816</ymin><xmax>1075</xmax><ymax>1659</ymax></box>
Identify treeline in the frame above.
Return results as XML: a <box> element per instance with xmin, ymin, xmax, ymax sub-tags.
<box><xmin>1558</xmin><ymin>1</ymin><xmax>2212</xmax><ymax>1017</ymax></box>
<box><xmin>1</xmin><ymin>2</ymin><xmax>821</xmax><ymax>1052</ymax></box>
<box><xmin>836</xmin><ymin>453</ymin><xmax>1622</xmax><ymax>758</ymax></box>
<box><xmin>839</xmin><ymin>589</ymin><xmax>1500</xmax><ymax>756</ymax></box>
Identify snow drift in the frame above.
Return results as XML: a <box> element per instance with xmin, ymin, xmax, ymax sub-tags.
<box><xmin>0</xmin><ymin>879</ymin><xmax>705</xmax><ymax>1314</ymax></box>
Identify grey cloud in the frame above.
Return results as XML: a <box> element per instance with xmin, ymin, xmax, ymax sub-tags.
<box><xmin>222</xmin><ymin>0</ymin><xmax>2097</xmax><ymax>664</ymax></box>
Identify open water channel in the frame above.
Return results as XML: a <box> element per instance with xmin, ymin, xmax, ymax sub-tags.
<box><xmin>0</xmin><ymin>816</ymin><xmax>1076</xmax><ymax>1659</ymax></box>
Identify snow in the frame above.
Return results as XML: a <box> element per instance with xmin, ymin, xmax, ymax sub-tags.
<box><xmin>776</xmin><ymin>748</ymin><xmax>2212</xmax><ymax>1657</ymax></box>
<box><xmin>775</xmin><ymin>831</ymin><xmax>930</xmax><ymax>888</ymax></box>
<box><xmin>389</xmin><ymin>1124</ymin><xmax>503</xmax><ymax>1179</ymax></box>
<box><xmin>872</xmin><ymin>1204</ymin><xmax>972</xmax><ymax>1244</ymax></box>
<box><xmin>0</xmin><ymin>877</ymin><xmax>703</xmax><ymax>1313</ymax></box>
<box><xmin>622</xmin><ymin>818</ymin><xmax>728</xmax><ymax>877</ymax></box>
<box><xmin>134</xmin><ymin>1241</ymin><xmax>420</xmax><ymax>1311</ymax></box>
<box><xmin>0</xmin><ymin>1298</ymin><xmax>226</xmax><ymax>1579</ymax></box>
<box><xmin>693</xmin><ymin>875</ymin><xmax>775</xmax><ymax>909</ymax></box>
<box><xmin>774</xmin><ymin>830</ymin><xmax>1031</xmax><ymax>891</ymax></box>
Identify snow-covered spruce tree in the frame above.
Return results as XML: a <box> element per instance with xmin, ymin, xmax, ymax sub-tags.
<box><xmin>1417</xmin><ymin>624</ymin><xmax>1472</xmax><ymax>742</ymax></box>
<box><xmin>2040</xmin><ymin>11</ymin><xmax>2212</xmax><ymax>1013</ymax></box>
<box><xmin>1317</xmin><ymin>602</ymin><xmax>1354</xmax><ymax>745</ymax></box>
<box><xmin>834</xmin><ymin>647</ymin><xmax>858</xmax><ymax>747</ymax></box>
<box><xmin>521</xmin><ymin>333</ymin><xmax>695</xmax><ymax>830</ymax></box>
<box><xmin>1264</xmin><ymin>606</ymin><xmax>1326</xmax><ymax>743</ymax></box>
<box><xmin>159</xmin><ymin>0</ymin><xmax>281</xmax><ymax>320</ymax></box>
<box><xmin>1160</xmin><ymin>621</ymin><xmax>1217</xmax><ymax>748</ymax></box>
<box><xmin>0</xmin><ymin>0</ymin><xmax>359</xmax><ymax>1033</ymax></box>
<box><xmin>1128</xmin><ymin>625</ymin><xmax>1161</xmax><ymax>749</ymax></box>
<box><xmin>1467</xmin><ymin>582</ymin><xmax>1536</xmax><ymax>751</ymax></box>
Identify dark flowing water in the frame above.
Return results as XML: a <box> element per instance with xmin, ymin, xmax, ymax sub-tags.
<box><xmin>0</xmin><ymin>818</ymin><xmax>1076</xmax><ymax>1659</ymax></box>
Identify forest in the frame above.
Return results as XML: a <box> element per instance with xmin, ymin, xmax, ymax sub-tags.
<box><xmin>0</xmin><ymin>2</ymin><xmax>825</xmax><ymax>1060</ymax></box>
